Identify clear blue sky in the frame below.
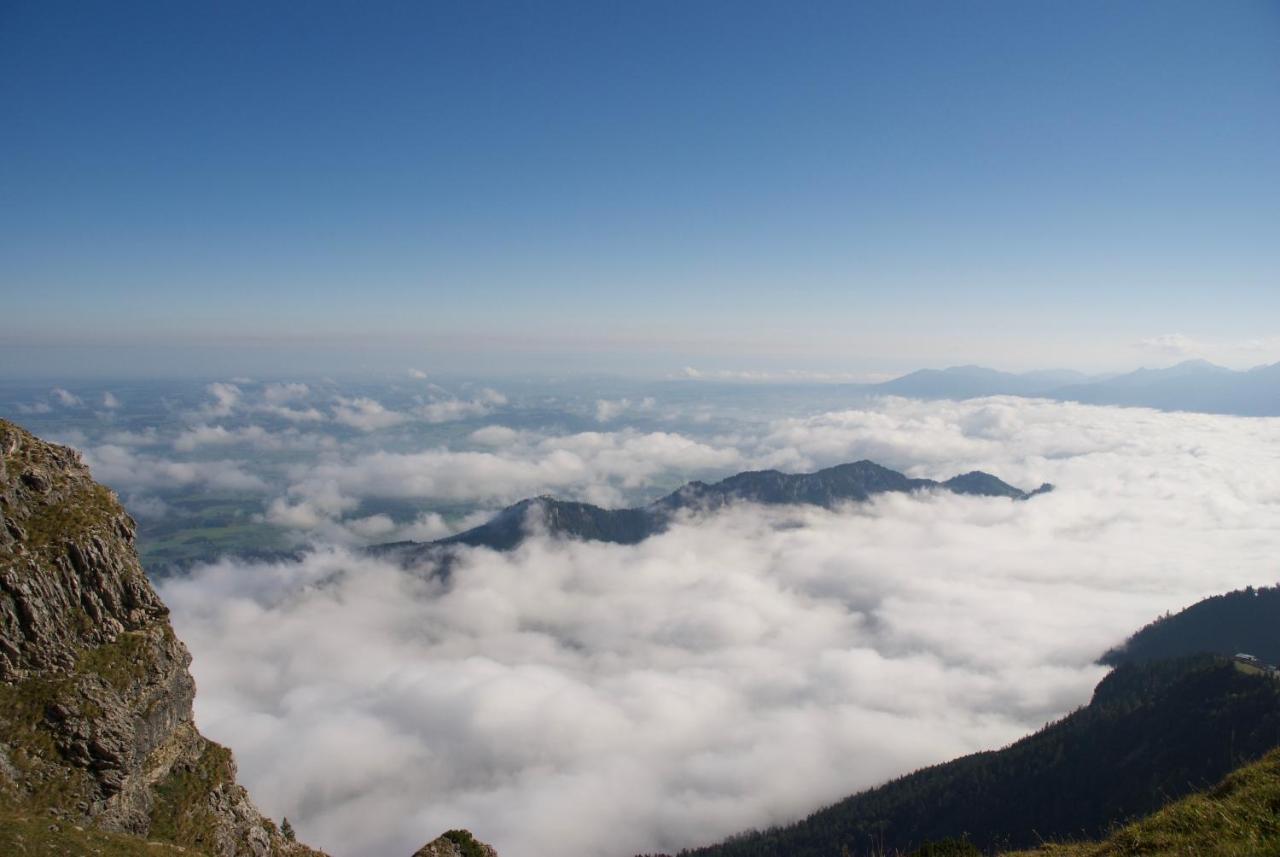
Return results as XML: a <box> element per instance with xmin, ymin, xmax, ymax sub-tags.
<box><xmin>2</xmin><ymin>1</ymin><xmax>1278</xmax><ymax>377</ymax></box>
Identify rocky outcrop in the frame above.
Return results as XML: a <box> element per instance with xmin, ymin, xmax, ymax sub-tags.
<box><xmin>0</xmin><ymin>418</ymin><xmax>502</xmax><ymax>857</ymax></box>
<box><xmin>0</xmin><ymin>418</ymin><xmax>323</xmax><ymax>856</ymax></box>
<box><xmin>412</xmin><ymin>829</ymin><xmax>499</xmax><ymax>857</ymax></box>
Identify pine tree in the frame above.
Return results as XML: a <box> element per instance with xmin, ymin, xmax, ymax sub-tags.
<box><xmin>281</xmin><ymin>818</ymin><xmax>296</xmax><ymax>842</ymax></box>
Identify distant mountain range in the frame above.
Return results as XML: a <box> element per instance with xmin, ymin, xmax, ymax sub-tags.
<box><xmin>375</xmin><ymin>461</ymin><xmax>1051</xmax><ymax>557</ymax></box>
<box><xmin>866</xmin><ymin>359</ymin><xmax>1280</xmax><ymax>416</ymax></box>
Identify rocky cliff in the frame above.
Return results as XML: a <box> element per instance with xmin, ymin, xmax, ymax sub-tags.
<box><xmin>0</xmin><ymin>418</ymin><xmax>501</xmax><ymax>857</ymax></box>
<box><xmin>0</xmin><ymin>418</ymin><xmax>325</xmax><ymax>856</ymax></box>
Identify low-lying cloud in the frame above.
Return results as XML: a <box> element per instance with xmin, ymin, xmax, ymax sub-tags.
<box><xmin>332</xmin><ymin>396</ymin><xmax>410</xmax><ymax>432</ymax></box>
<box><xmin>84</xmin><ymin>444</ymin><xmax>270</xmax><ymax>493</ymax></box>
<box><xmin>161</xmin><ymin>397</ymin><xmax>1280</xmax><ymax>857</ymax></box>
<box><xmin>273</xmin><ymin>429</ymin><xmax>742</xmax><ymax>534</ymax></box>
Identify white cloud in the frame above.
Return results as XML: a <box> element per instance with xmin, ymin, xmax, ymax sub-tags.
<box><xmin>417</xmin><ymin>399</ymin><xmax>493</xmax><ymax>423</ymax></box>
<box><xmin>124</xmin><ymin>494</ymin><xmax>171</xmax><ymax>519</ymax></box>
<box><xmin>264</xmin><ymin>481</ymin><xmax>360</xmax><ymax>530</ymax></box>
<box><xmin>161</xmin><ymin>398</ymin><xmax>1280</xmax><ymax>857</ymax></box>
<box><xmin>200</xmin><ymin>382</ymin><xmax>243</xmax><ymax>418</ymax></box>
<box><xmin>188</xmin><ymin>381</ymin><xmax>326</xmax><ymax>423</ymax></box>
<box><xmin>263</xmin><ymin>382</ymin><xmax>311</xmax><ymax>404</ymax></box>
<box><xmin>1134</xmin><ymin>332</ymin><xmax>1280</xmax><ymax>367</ymax></box>
<box><xmin>101</xmin><ymin>427</ymin><xmax>161</xmax><ymax>446</ymax></box>
<box><xmin>388</xmin><ymin>512</ymin><xmax>454</xmax><ymax>541</ymax></box>
<box><xmin>174</xmin><ymin>424</ymin><xmax>272</xmax><ymax>452</ymax></box>
<box><xmin>48</xmin><ymin>429</ymin><xmax>88</xmax><ymax>448</ymax></box>
<box><xmin>1136</xmin><ymin>332</ymin><xmax>1202</xmax><ymax>357</ymax></box>
<box><xmin>409</xmin><ymin>368</ymin><xmax>429</xmax><ymax>380</ymax></box>
<box><xmin>101</xmin><ymin>391</ymin><xmax>121</xmax><ymax>409</ymax></box>
<box><xmin>344</xmin><ymin>514</ymin><xmax>397</xmax><ymax>539</ymax></box>
<box><xmin>263</xmin><ymin>501</ymin><xmax>487</xmax><ymax>546</ymax></box>
<box><xmin>83</xmin><ymin>444</ymin><xmax>269</xmax><ymax>493</ymax></box>
<box><xmin>172</xmin><ymin>424</ymin><xmax>335</xmax><ymax>453</ymax></box>
<box><xmin>469</xmin><ymin>426</ymin><xmax>521</xmax><ymax>447</ymax></box>
<box><xmin>594</xmin><ymin>397</ymin><xmax>655</xmax><ymax>423</ymax></box>
<box><xmin>417</xmin><ymin>389</ymin><xmax>508</xmax><ymax>424</ymax></box>
<box><xmin>600</xmin><ymin>399</ymin><xmax>634</xmax><ymax>422</ymax></box>
<box><xmin>267</xmin><ymin>429</ymin><xmax>741</xmax><ymax>535</ymax></box>
<box><xmin>392</xmin><ymin>510</ymin><xmax>493</xmax><ymax>542</ymax></box>
<box><xmin>259</xmin><ymin>404</ymin><xmax>328</xmax><ymax>423</ymax></box>
<box><xmin>332</xmin><ymin>397</ymin><xmax>409</xmax><ymax>432</ymax></box>
<box><xmin>51</xmin><ymin>387</ymin><xmax>82</xmax><ymax>407</ymax></box>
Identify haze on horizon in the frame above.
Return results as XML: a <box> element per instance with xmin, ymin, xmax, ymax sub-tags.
<box><xmin>4</xmin><ymin>5</ymin><xmax>1280</xmax><ymax>855</ymax></box>
<box><xmin>3</xmin><ymin>1</ymin><xmax>1279</xmax><ymax>378</ymax></box>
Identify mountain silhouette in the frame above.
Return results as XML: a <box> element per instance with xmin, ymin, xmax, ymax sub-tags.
<box><xmin>378</xmin><ymin>461</ymin><xmax>1051</xmax><ymax>556</ymax></box>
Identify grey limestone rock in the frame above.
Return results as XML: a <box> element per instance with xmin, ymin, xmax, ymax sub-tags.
<box><xmin>0</xmin><ymin>418</ymin><xmax>324</xmax><ymax>856</ymax></box>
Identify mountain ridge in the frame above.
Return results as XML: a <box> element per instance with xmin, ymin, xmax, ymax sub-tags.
<box><xmin>859</xmin><ymin>359</ymin><xmax>1280</xmax><ymax>417</ymax></box>
<box><xmin>378</xmin><ymin>460</ymin><xmax>1051</xmax><ymax>557</ymax></box>
<box><xmin>666</xmin><ymin>654</ymin><xmax>1280</xmax><ymax>857</ymax></box>
<box><xmin>668</xmin><ymin>585</ymin><xmax>1280</xmax><ymax>857</ymax></box>
<box><xmin>1101</xmin><ymin>584</ymin><xmax>1280</xmax><ymax>668</ymax></box>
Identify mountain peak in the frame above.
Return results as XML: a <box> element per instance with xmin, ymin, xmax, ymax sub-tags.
<box><xmin>399</xmin><ymin>461</ymin><xmax>1049</xmax><ymax>556</ymax></box>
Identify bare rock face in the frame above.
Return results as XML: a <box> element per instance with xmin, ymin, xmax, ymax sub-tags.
<box><xmin>412</xmin><ymin>829</ymin><xmax>500</xmax><ymax>857</ymax></box>
<box><xmin>0</xmin><ymin>418</ymin><xmax>324</xmax><ymax>856</ymax></box>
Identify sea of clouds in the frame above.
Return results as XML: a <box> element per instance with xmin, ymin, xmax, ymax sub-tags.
<box><xmin>152</xmin><ymin>395</ymin><xmax>1280</xmax><ymax>857</ymax></box>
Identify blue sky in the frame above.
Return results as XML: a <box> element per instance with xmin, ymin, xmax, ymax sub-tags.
<box><xmin>2</xmin><ymin>1</ymin><xmax>1278</xmax><ymax>377</ymax></box>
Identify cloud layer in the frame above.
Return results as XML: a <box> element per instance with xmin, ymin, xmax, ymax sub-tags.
<box><xmin>160</xmin><ymin>397</ymin><xmax>1280</xmax><ymax>857</ymax></box>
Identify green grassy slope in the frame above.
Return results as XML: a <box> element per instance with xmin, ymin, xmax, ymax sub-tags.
<box><xmin>0</xmin><ymin>813</ymin><xmax>192</xmax><ymax>856</ymax></box>
<box><xmin>1005</xmin><ymin>747</ymin><xmax>1280</xmax><ymax>857</ymax></box>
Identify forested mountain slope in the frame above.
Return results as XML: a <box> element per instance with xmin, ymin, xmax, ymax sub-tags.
<box><xmin>1102</xmin><ymin>585</ymin><xmax>1280</xmax><ymax>667</ymax></box>
<box><xmin>1004</xmin><ymin>746</ymin><xmax>1280</xmax><ymax>857</ymax></box>
<box><xmin>672</xmin><ymin>656</ymin><xmax>1280</xmax><ymax>857</ymax></box>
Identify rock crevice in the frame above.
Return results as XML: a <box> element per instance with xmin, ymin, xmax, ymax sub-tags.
<box><xmin>0</xmin><ymin>418</ymin><xmax>498</xmax><ymax>857</ymax></box>
<box><xmin>0</xmin><ymin>418</ymin><xmax>320</xmax><ymax>856</ymax></box>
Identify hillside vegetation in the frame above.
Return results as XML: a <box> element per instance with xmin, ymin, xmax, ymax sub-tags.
<box><xmin>1005</xmin><ymin>746</ymin><xmax>1280</xmax><ymax>857</ymax></box>
<box><xmin>1102</xmin><ymin>585</ymin><xmax>1280</xmax><ymax>667</ymax></box>
<box><xmin>678</xmin><ymin>656</ymin><xmax>1280</xmax><ymax>857</ymax></box>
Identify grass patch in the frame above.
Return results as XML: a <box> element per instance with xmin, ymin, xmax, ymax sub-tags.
<box><xmin>0</xmin><ymin>631</ymin><xmax>176</xmax><ymax>817</ymax></box>
<box><xmin>146</xmin><ymin>741</ymin><xmax>235</xmax><ymax>853</ymax></box>
<box><xmin>0</xmin><ymin>812</ymin><xmax>192</xmax><ymax>856</ymax></box>
<box><xmin>1005</xmin><ymin>748</ymin><xmax>1280</xmax><ymax>856</ymax></box>
<box><xmin>20</xmin><ymin>483</ymin><xmax>119</xmax><ymax>555</ymax></box>
<box><xmin>443</xmin><ymin>829</ymin><xmax>490</xmax><ymax>857</ymax></box>
<box><xmin>76</xmin><ymin>630</ymin><xmax>162</xmax><ymax>694</ymax></box>
<box><xmin>0</xmin><ymin>675</ymin><xmax>94</xmax><ymax>815</ymax></box>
